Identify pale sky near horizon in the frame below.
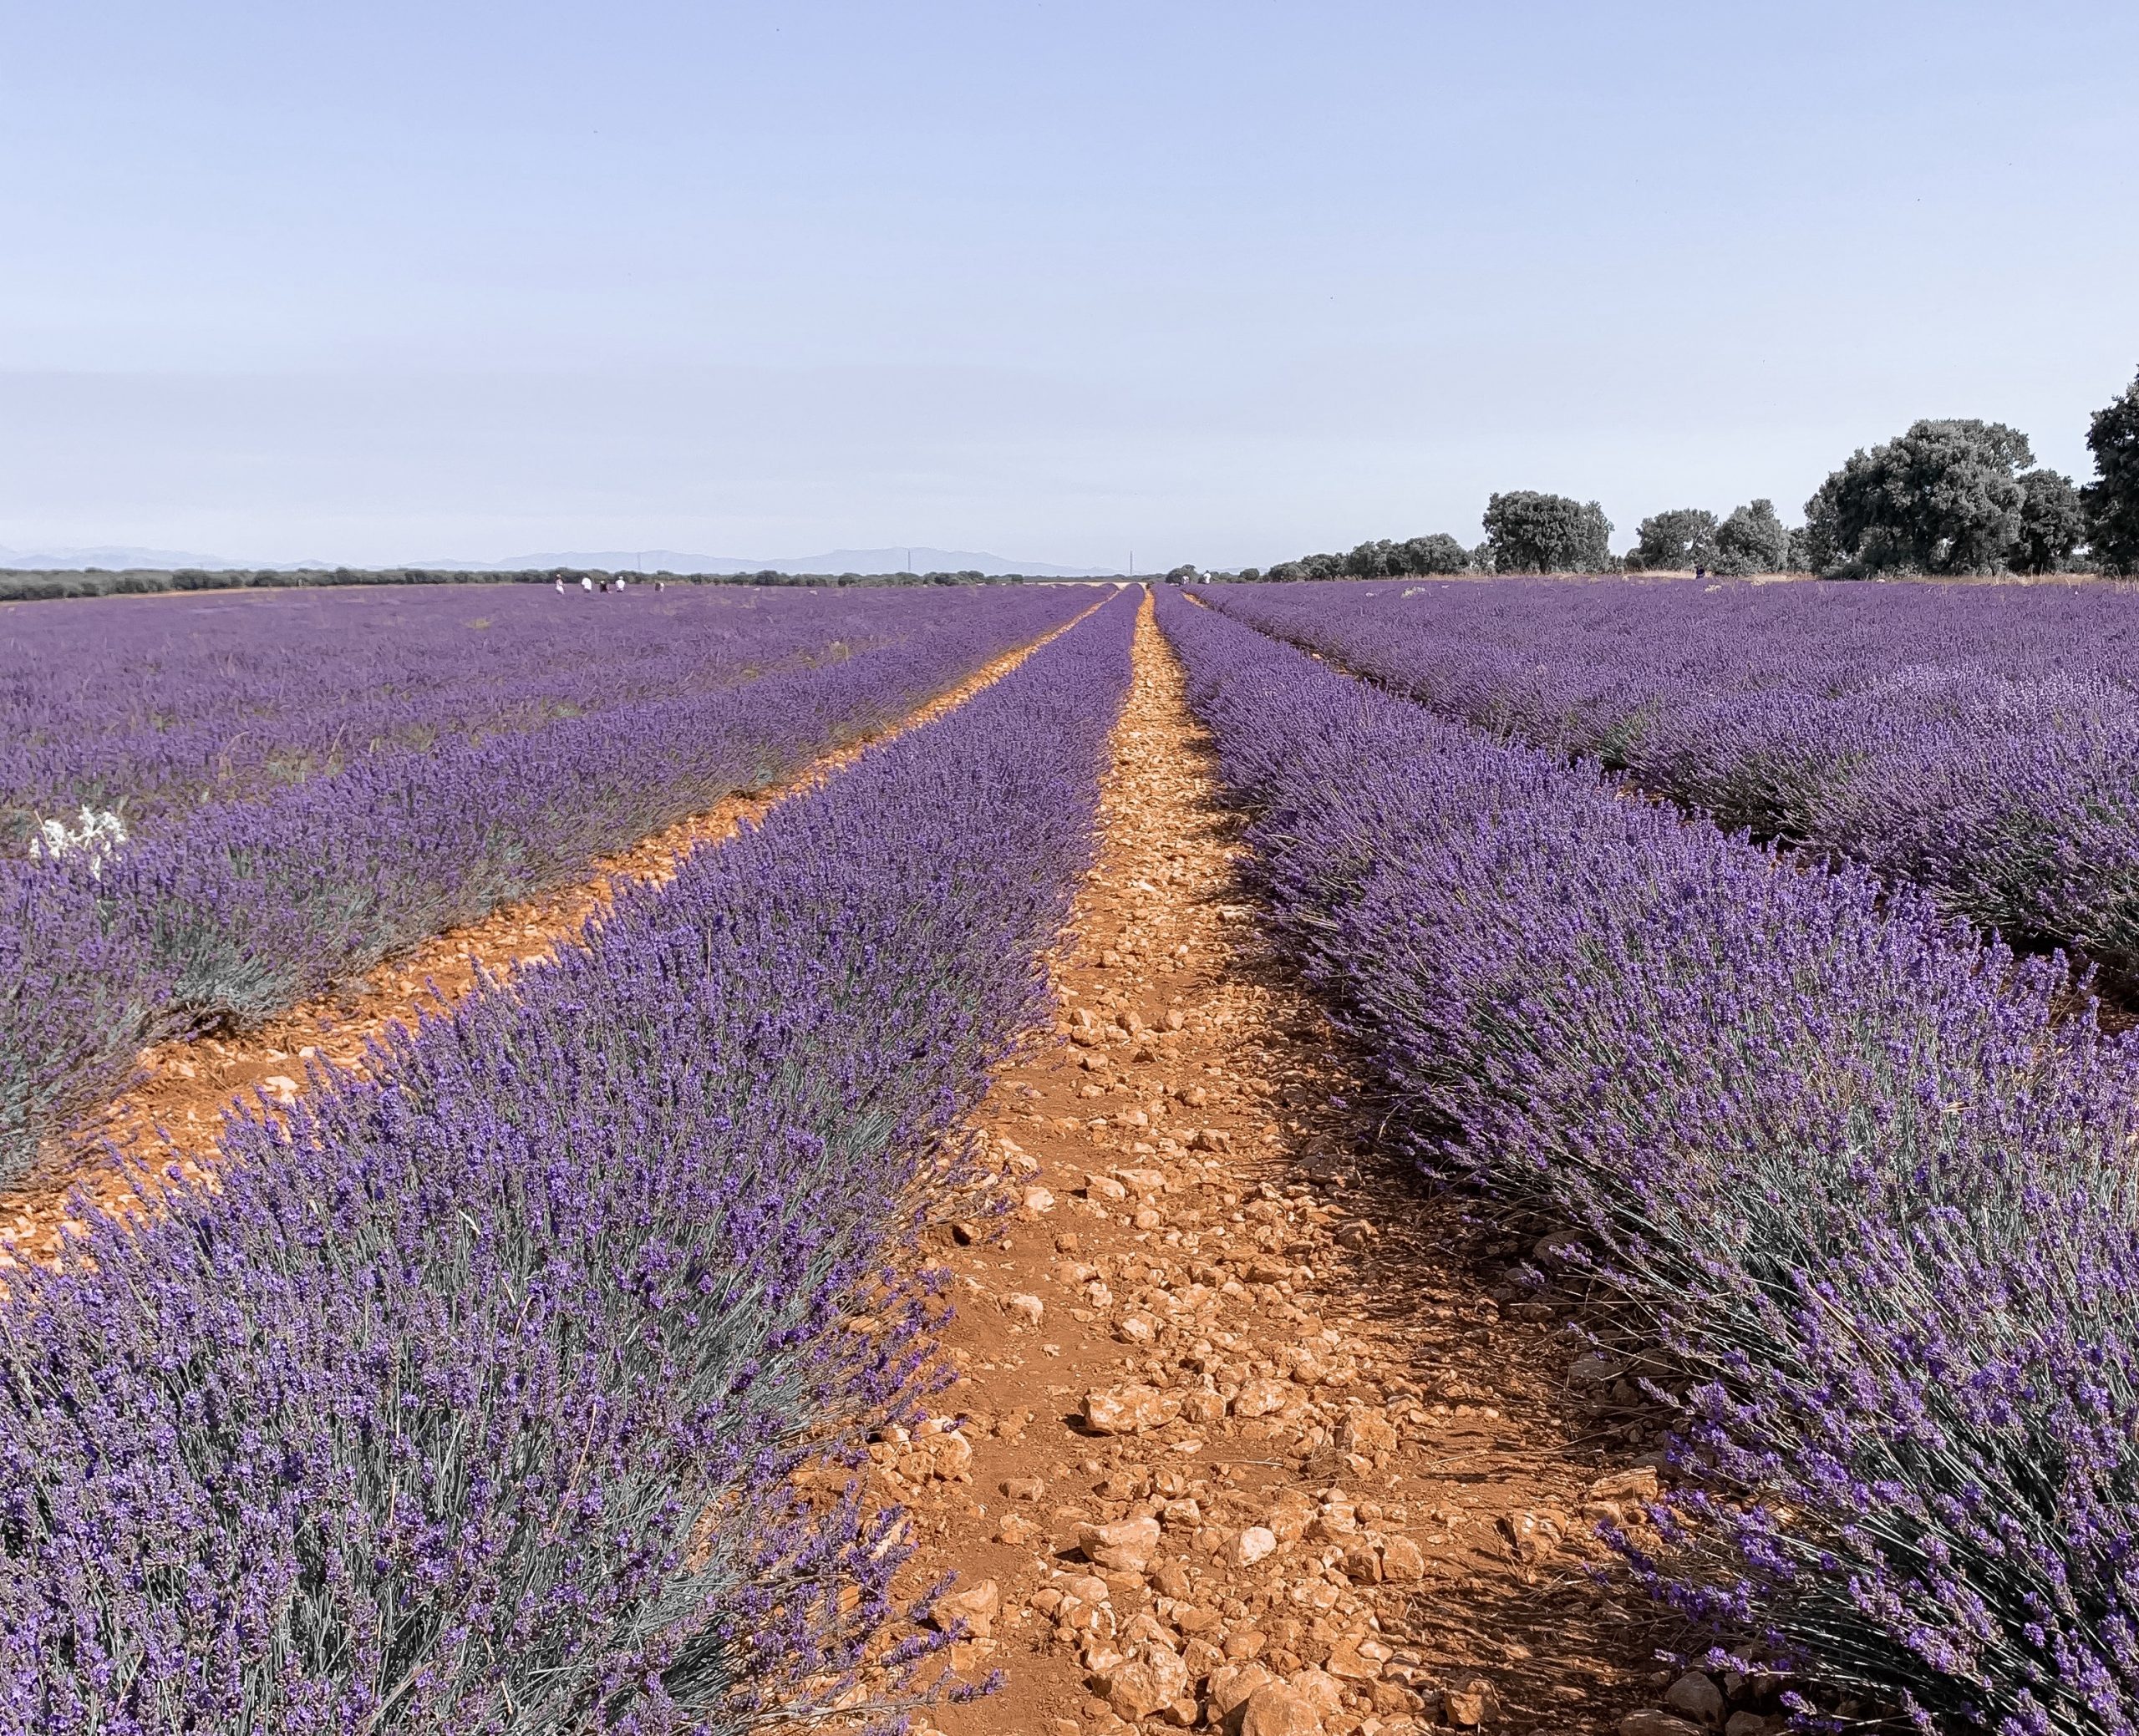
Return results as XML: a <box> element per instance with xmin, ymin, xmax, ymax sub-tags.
<box><xmin>2</xmin><ymin>1</ymin><xmax>2135</xmax><ymax>571</ymax></box>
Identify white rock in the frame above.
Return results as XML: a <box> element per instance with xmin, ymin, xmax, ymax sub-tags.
<box><xmin>1079</xmin><ymin>1515</ymin><xmax>1162</xmax><ymax>1572</ymax></box>
<box><xmin>1233</xmin><ymin>1377</ymin><xmax>1292</xmax><ymax>1419</ymax></box>
<box><xmin>1208</xmin><ymin>1662</ymin><xmax>1276</xmax><ymax>1716</ymax></box>
<box><xmin>928</xmin><ymin>1578</ymin><xmax>1000</xmax><ymax>1637</ymax></box>
<box><xmin>1083</xmin><ymin>1384</ymin><xmax>1181</xmax><ymax>1435</ymax></box>
<box><xmin>1105</xmin><ymin>1650</ymin><xmax>1191</xmax><ymax>1720</ymax></box>
<box><xmin>1241</xmin><ymin>1684</ymin><xmax>1322</xmax><ymax>1736</ymax></box>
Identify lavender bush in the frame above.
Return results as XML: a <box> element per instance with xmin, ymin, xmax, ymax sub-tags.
<box><xmin>1157</xmin><ymin>589</ymin><xmax>2139</xmax><ymax>1736</ymax></box>
<box><xmin>1205</xmin><ymin>578</ymin><xmax>2139</xmax><ymax>977</ymax></box>
<box><xmin>0</xmin><ymin>583</ymin><xmax>992</xmax><ymax>842</ymax></box>
<box><xmin>0</xmin><ymin>587</ymin><xmax>1090</xmax><ymax>1180</ymax></box>
<box><xmin>0</xmin><ymin>587</ymin><xmax>1137</xmax><ymax>1734</ymax></box>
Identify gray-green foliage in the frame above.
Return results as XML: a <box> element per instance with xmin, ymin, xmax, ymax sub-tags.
<box><xmin>1263</xmin><ymin>532</ymin><xmax>1474</xmax><ymax>582</ymax></box>
<box><xmin>1338</xmin><ymin>541</ymin><xmax>1407</xmax><ymax>579</ymax></box>
<box><xmin>1398</xmin><ymin>532</ymin><xmax>1473</xmax><ymax>575</ymax></box>
<box><xmin>2085</xmin><ymin>367</ymin><xmax>2139</xmax><ymax>576</ymax></box>
<box><xmin>2013</xmin><ymin>469</ymin><xmax>2087</xmax><ymax>575</ymax></box>
<box><xmin>1803</xmin><ymin>419</ymin><xmax>2035</xmax><ymax>576</ymax></box>
<box><xmin>1631</xmin><ymin>509</ymin><xmax>1717</xmax><ymax>572</ymax></box>
<box><xmin>1481</xmin><ymin>491</ymin><xmax>1614</xmax><ymax>573</ymax></box>
<box><xmin>1710</xmin><ymin>499</ymin><xmax>1793</xmax><ymax>576</ymax></box>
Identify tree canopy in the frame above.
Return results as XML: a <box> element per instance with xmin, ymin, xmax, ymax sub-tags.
<box><xmin>1710</xmin><ymin>499</ymin><xmax>1793</xmax><ymax>576</ymax></box>
<box><xmin>1629</xmin><ymin>508</ymin><xmax>1716</xmax><ymax>572</ymax></box>
<box><xmin>2011</xmin><ymin>469</ymin><xmax>2087</xmax><ymax>575</ymax></box>
<box><xmin>2085</xmin><ymin>366</ymin><xmax>2139</xmax><ymax>576</ymax></box>
<box><xmin>1803</xmin><ymin>419</ymin><xmax>2036</xmax><ymax>576</ymax></box>
<box><xmin>1481</xmin><ymin>491</ymin><xmax>1613</xmax><ymax>573</ymax></box>
<box><xmin>1262</xmin><ymin>532</ymin><xmax>1475</xmax><ymax>581</ymax></box>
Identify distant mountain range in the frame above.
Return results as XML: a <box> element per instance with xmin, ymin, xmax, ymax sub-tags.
<box><xmin>0</xmin><ymin>543</ymin><xmax>1124</xmax><ymax>579</ymax></box>
<box><xmin>0</xmin><ymin>543</ymin><xmax>335</xmax><ymax>572</ymax></box>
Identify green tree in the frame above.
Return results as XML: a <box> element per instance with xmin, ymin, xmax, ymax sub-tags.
<box><xmin>1397</xmin><ymin>532</ymin><xmax>1471</xmax><ymax>574</ymax></box>
<box><xmin>2011</xmin><ymin>469</ymin><xmax>2086</xmax><ymax>575</ymax></box>
<box><xmin>1630</xmin><ymin>508</ymin><xmax>1717</xmax><ymax>571</ymax></box>
<box><xmin>1803</xmin><ymin>419</ymin><xmax>2034</xmax><ymax>575</ymax></box>
<box><xmin>1481</xmin><ymin>491</ymin><xmax>1614</xmax><ymax>573</ymax></box>
<box><xmin>2084</xmin><ymin>367</ymin><xmax>2139</xmax><ymax>576</ymax></box>
<box><xmin>1710</xmin><ymin>499</ymin><xmax>1793</xmax><ymax>576</ymax></box>
<box><xmin>1341</xmin><ymin>540</ymin><xmax>1400</xmax><ymax>578</ymax></box>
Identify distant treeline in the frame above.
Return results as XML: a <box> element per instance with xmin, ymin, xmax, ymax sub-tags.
<box><xmin>1233</xmin><ymin>362</ymin><xmax>2139</xmax><ymax>581</ymax></box>
<box><xmin>0</xmin><ymin>566</ymin><xmax>1081</xmax><ymax>604</ymax></box>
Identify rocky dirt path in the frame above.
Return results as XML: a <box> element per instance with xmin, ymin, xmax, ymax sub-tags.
<box><xmin>879</xmin><ymin>599</ymin><xmax>1679</xmax><ymax>1736</ymax></box>
<box><xmin>2</xmin><ymin>609</ymin><xmax>1097</xmax><ymax>1266</ymax></box>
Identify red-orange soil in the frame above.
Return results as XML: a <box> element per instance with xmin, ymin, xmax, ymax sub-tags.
<box><xmin>874</xmin><ymin>599</ymin><xmax>1668</xmax><ymax>1736</ymax></box>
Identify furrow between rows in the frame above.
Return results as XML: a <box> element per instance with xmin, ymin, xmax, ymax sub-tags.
<box><xmin>2</xmin><ymin>597</ymin><xmax>1106</xmax><ymax>1266</ymax></box>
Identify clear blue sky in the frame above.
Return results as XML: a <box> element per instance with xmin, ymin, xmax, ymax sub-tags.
<box><xmin>3</xmin><ymin>1</ymin><xmax>2135</xmax><ymax>569</ymax></box>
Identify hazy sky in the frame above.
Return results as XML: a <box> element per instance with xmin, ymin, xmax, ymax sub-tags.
<box><xmin>3</xmin><ymin>1</ymin><xmax>2135</xmax><ymax>569</ymax></box>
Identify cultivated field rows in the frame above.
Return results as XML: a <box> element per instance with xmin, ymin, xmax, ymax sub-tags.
<box><xmin>1157</xmin><ymin>586</ymin><xmax>2139</xmax><ymax>1736</ymax></box>
<box><xmin>2</xmin><ymin>584</ymin><xmax>981</xmax><ymax>836</ymax></box>
<box><xmin>3</xmin><ymin>580</ymin><xmax>2137</xmax><ymax>1735</ymax></box>
<box><xmin>0</xmin><ymin>588</ymin><xmax>1136</xmax><ymax>1732</ymax></box>
<box><xmin>1209</xmin><ymin>577</ymin><xmax>2139</xmax><ymax>978</ymax></box>
<box><xmin>2</xmin><ymin>585</ymin><xmax>1090</xmax><ymax>1180</ymax></box>
<box><xmin>0</xmin><ymin>599</ymin><xmax>1098</xmax><ymax>1265</ymax></box>
<box><xmin>877</xmin><ymin>600</ymin><xmax>1664</xmax><ymax>1736</ymax></box>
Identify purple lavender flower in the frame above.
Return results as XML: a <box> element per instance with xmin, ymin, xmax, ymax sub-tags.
<box><xmin>1205</xmin><ymin>576</ymin><xmax>2139</xmax><ymax>983</ymax></box>
<box><xmin>1157</xmin><ymin>587</ymin><xmax>2139</xmax><ymax>1736</ymax></box>
<box><xmin>1</xmin><ymin>586</ymin><xmax>1090</xmax><ymax>1179</ymax></box>
<box><xmin>0</xmin><ymin>588</ymin><xmax>1137</xmax><ymax>1733</ymax></box>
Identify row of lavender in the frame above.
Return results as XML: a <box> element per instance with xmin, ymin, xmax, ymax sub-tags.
<box><xmin>1</xmin><ymin>586</ymin><xmax>1091</xmax><ymax>1182</ymax></box>
<box><xmin>1206</xmin><ymin>578</ymin><xmax>2139</xmax><ymax>975</ymax></box>
<box><xmin>0</xmin><ymin>589</ymin><xmax>1137</xmax><ymax>1734</ymax></box>
<box><xmin>1156</xmin><ymin>589</ymin><xmax>2139</xmax><ymax>1736</ymax></box>
<box><xmin>1</xmin><ymin>583</ymin><xmax>991</xmax><ymax>843</ymax></box>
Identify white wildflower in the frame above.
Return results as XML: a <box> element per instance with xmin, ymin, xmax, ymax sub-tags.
<box><xmin>31</xmin><ymin>806</ymin><xmax>128</xmax><ymax>877</ymax></box>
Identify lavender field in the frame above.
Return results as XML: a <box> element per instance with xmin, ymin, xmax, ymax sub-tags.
<box><xmin>0</xmin><ymin>587</ymin><xmax>1137</xmax><ymax>1732</ymax></box>
<box><xmin>1160</xmin><ymin>586</ymin><xmax>2139</xmax><ymax>1736</ymax></box>
<box><xmin>0</xmin><ymin>584</ymin><xmax>978</xmax><ymax>843</ymax></box>
<box><xmin>0</xmin><ymin>584</ymin><xmax>1088</xmax><ymax>1179</ymax></box>
<box><xmin>1207</xmin><ymin>578</ymin><xmax>2139</xmax><ymax>979</ymax></box>
<box><xmin>18</xmin><ymin>6</ymin><xmax>2139</xmax><ymax>1727</ymax></box>
<box><xmin>9</xmin><ymin>574</ymin><xmax>2139</xmax><ymax>1736</ymax></box>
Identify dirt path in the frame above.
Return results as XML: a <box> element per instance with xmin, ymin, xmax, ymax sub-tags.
<box><xmin>880</xmin><ymin>598</ymin><xmax>1665</xmax><ymax>1736</ymax></box>
<box><xmin>3</xmin><ymin>609</ymin><xmax>1100</xmax><ymax>1266</ymax></box>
